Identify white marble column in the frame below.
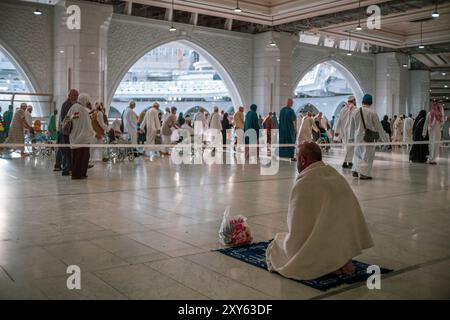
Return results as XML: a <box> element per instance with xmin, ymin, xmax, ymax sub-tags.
<box><xmin>252</xmin><ymin>32</ymin><xmax>294</xmax><ymax>116</ymax></box>
<box><xmin>375</xmin><ymin>52</ymin><xmax>410</xmax><ymax>117</ymax></box>
<box><xmin>53</xmin><ymin>0</ymin><xmax>112</xmax><ymax>110</ymax></box>
<box><xmin>408</xmin><ymin>70</ymin><xmax>430</xmax><ymax>116</ymax></box>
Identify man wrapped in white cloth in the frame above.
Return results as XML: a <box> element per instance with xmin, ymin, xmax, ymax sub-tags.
<box><xmin>334</xmin><ymin>95</ymin><xmax>357</xmax><ymax>169</ymax></box>
<box><xmin>140</xmin><ymin>102</ymin><xmax>161</xmax><ymax>157</ymax></box>
<box><xmin>266</xmin><ymin>141</ymin><xmax>373</xmax><ymax>280</ymax></box>
<box><xmin>123</xmin><ymin>100</ymin><xmax>138</xmax><ymax>144</ymax></box>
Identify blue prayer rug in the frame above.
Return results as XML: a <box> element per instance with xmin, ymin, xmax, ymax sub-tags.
<box><xmin>216</xmin><ymin>240</ymin><xmax>393</xmax><ymax>291</ymax></box>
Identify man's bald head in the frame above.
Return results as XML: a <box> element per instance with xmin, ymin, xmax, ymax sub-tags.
<box><xmin>297</xmin><ymin>141</ymin><xmax>322</xmax><ymax>173</ymax></box>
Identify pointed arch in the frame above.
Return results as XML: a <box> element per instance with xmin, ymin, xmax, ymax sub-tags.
<box><xmin>293</xmin><ymin>57</ymin><xmax>365</xmax><ymax>119</ymax></box>
<box><xmin>107</xmin><ymin>38</ymin><xmax>243</xmax><ymax>112</ymax></box>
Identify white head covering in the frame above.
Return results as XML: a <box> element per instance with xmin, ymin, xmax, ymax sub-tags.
<box><xmin>77</xmin><ymin>93</ymin><xmax>91</xmax><ymax>108</ymax></box>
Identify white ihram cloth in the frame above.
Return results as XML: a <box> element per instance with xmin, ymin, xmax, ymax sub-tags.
<box><xmin>334</xmin><ymin>104</ymin><xmax>355</xmax><ymax>162</ymax></box>
<box><xmin>266</xmin><ymin>161</ymin><xmax>374</xmax><ymax>280</ymax></box>
<box><xmin>297</xmin><ymin>117</ymin><xmax>318</xmax><ymax>144</ymax></box>
<box><xmin>392</xmin><ymin>118</ymin><xmax>403</xmax><ymax>142</ymax></box>
<box><xmin>403</xmin><ymin>117</ymin><xmax>414</xmax><ymax>144</ymax></box>
<box><xmin>142</xmin><ymin>107</ymin><xmax>161</xmax><ymax>154</ymax></box>
<box><xmin>123</xmin><ymin>106</ymin><xmax>138</xmax><ymax>144</ymax></box>
<box><xmin>350</xmin><ymin>106</ymin><xmax>388</xmax><ymax>177</ymax></box>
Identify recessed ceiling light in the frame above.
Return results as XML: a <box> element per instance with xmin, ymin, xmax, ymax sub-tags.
<box><xmin>59</xmin><ymin>50</ymin><xmax>64</xmax><ymax>53</ymax></box>
<box><xmin>442</xmin><ymin>72</ymin><xmax>447</xmax><ymax>76</ymax></box>
<box><xmin>445</xmin><ymin>85</ymin><xmax>448</xmax><ymax>88</ymax></box>
<box><xmin>90</xmin><ymin>51</ymin><xmax>95</xmax><ymax>55</ymax></box>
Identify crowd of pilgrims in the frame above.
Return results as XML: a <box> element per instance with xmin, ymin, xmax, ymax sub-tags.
<box><xmin>0</xmin><ymin>89</ymin><xmax>448</xmax><ymax>180</ymax></box>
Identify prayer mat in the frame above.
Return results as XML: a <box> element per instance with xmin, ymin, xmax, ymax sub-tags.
<box><xmin>216</xmin><ymin>240</ymin><xmax>393</xmax><ymax>291</ymax></box>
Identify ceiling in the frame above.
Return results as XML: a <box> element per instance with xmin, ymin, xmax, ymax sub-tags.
<box><xmin>20</xmin><ymin>1</ymin><xmax>450</xmax><ymax>57</ymax></box>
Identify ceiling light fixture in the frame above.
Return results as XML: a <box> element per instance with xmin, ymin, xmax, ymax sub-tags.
<box><xmin>269</xmin><ymin>16</ymin><xmax>277</xmax><ymax>47</ymax></box>
<box><xmin>234</xmin><ymin>0</ymin><xmax>242</xmax><ymax>13</ymax></box>
<box><xmin>418</xmin><ymin>22</ymin><xmax>425</xmax><ymax>49</ymax></box>
<box><xmin>432</xmin><ymin>1</ymin><xmax>439</xmax><ymax>18</ymax></box>
<box><xmin>33</xmin><ymin>0</ymin><xmax>42</xmax><ymax>15</ymax></box>
<box><xmin>403</xmin><ymin>63</ymin><xmax>408</xmax><ymax>68</ymax></box>
<box><xmin>356</xmin><ymin>0</ymin><xmax>362</xmax><ymax>31</ymax></box>
<box><xmin>442</xmin><ymin>72</ymin><xmax>447</xmax><ymax>76</ymax></box>
<box><xmin>169</xmin><ymin>0</ymin><xmax>176</xmax><ymax>32</ymax></box>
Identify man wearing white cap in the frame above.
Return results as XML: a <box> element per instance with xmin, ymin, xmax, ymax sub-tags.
<box><xmin>334</xmin><ymin>95</ymin><xmax>357</xmax><ymax>169</ymax></box>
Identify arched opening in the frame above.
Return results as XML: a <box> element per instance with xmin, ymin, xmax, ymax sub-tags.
<box><xmin>111</xmin><ymin>41</ymin><xmax>241</xmax><ymax>117</ymax></box>
<box><xmin>297</xmin><ymin>103</ymin><xmax>319</xmax><ymax>116</ymax></box>
<box><xmin>0</xmin><ymin>47</ymin><xmax>38</xmax><ymax>114</ymax></box>
<box><xmin>293</xmin><ymin>60</ymin><xmax>364</xmax><ymax>120</ymax></box>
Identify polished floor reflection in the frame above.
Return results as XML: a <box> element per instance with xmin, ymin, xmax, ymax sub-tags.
<box><xmin>0</xmin><ymin>147</ymin><xmax>449</xmax><ymax>299</ymax></box>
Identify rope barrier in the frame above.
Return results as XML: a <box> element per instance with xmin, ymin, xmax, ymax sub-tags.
<box><xmin>1</xmin><ymin>140</ymin><xmax>449</xmax><ymax>149</ymax></box>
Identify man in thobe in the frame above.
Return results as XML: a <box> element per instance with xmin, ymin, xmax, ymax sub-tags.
<box><xmin>234</xmin><ymin>106</ymin><xmax>245</xmax><ymax>131</ymax></box>
<box><xmin>209</xmin><ymin>106</ymin><xmax>222</xmax><ymax>131</ymax></box>
<box><xmin>392</xmin><ymin>115</ymin><xmax>404</xmax><ymax>148</ymax></box>
<box><xmin>2</xmin><ymin>103</ymin><xmax>34</xmax><ymax>156</ymax></box>
<box><xmin>140</xmin><ymin>102</ymin><xmax>161</xmax><ymax>157</ymax></box>
<box><xmin>266</xmin><ymin>141</ymin><xmax>374</xmax><ymax>280</ymax></box>
<box><xmin>334</xmin><ymin>95</ymin><xmax>357</xmax><ymax>168</ymax></box>
<box><xmin>403</xmin><ymin>113</ymin><xmax>414</xmax><ymax>152</ymax></box>
<box><xmin>124</xmin><ymin>100</ymin><xmax>138</xmax><ymax>144</ymax></box>
<box><xmin>209</xmin><ymin>106</ymin><xmax>223</xmax><ymax>152</ymax></box>
<box><xmin>278</xmin><ymin>98</ymin><xmax>297</xmax><ymax>161</ymax></box>
<box><xmin>351</xmin><ymin>94</ymin><xmax>388</xmax><ymax>180</ymax></box>
<box><xmin>160</xmin><ymin>106</ymin><xmax>178</xmax><ymax>156</ymax></box>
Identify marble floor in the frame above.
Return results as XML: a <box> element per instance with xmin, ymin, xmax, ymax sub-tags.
<box><xmin>0</xmin><ymin>146</ymin><xmax>449</xmax><ymax>300</ymax></box>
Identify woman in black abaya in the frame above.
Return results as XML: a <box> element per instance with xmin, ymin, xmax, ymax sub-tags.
<box><xmin>409</xmin><ymin>110</ymin><xmax>429</xmax><ymax>163</ymax></box>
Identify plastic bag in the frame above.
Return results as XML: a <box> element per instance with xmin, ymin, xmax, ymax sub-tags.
<box><xmin>219</xmin><ymin>206</ymin><xmax>253</xmax><ymax>246</ymax></box>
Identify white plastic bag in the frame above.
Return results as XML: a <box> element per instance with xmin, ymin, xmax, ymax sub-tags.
<box><xmin>219</xmin><ymin>206</ymin><xmax>253</xmax><ymax>246</ymax></box>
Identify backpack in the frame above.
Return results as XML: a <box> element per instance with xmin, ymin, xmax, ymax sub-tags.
<box><xmin>62</xmin><ymin>115</ymin><xmax>73</xmax><ymax>135</ymax></box>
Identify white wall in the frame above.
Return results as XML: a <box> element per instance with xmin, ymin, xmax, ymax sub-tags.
<box><xmin>0</xmin><ymin>0</ymin><xmax>53</xmax><ymax>115</ymax></box>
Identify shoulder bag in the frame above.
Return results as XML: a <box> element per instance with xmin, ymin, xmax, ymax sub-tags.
<box><xmin>360</xmin><ymin>108</ymin><xmax>379</xmax><ymax>143</ymax></box>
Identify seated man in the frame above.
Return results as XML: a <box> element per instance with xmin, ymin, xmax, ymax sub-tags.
<box><xmin>266</xmin><ymin>141</ymin><xmax>373</xmax><ymax>280</ymax></box>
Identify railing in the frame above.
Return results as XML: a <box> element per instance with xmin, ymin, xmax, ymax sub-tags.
<box><xmin>0</xmin><ymin>92</ymin><xmax>55</xmax><ymax>127</ymax></box>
